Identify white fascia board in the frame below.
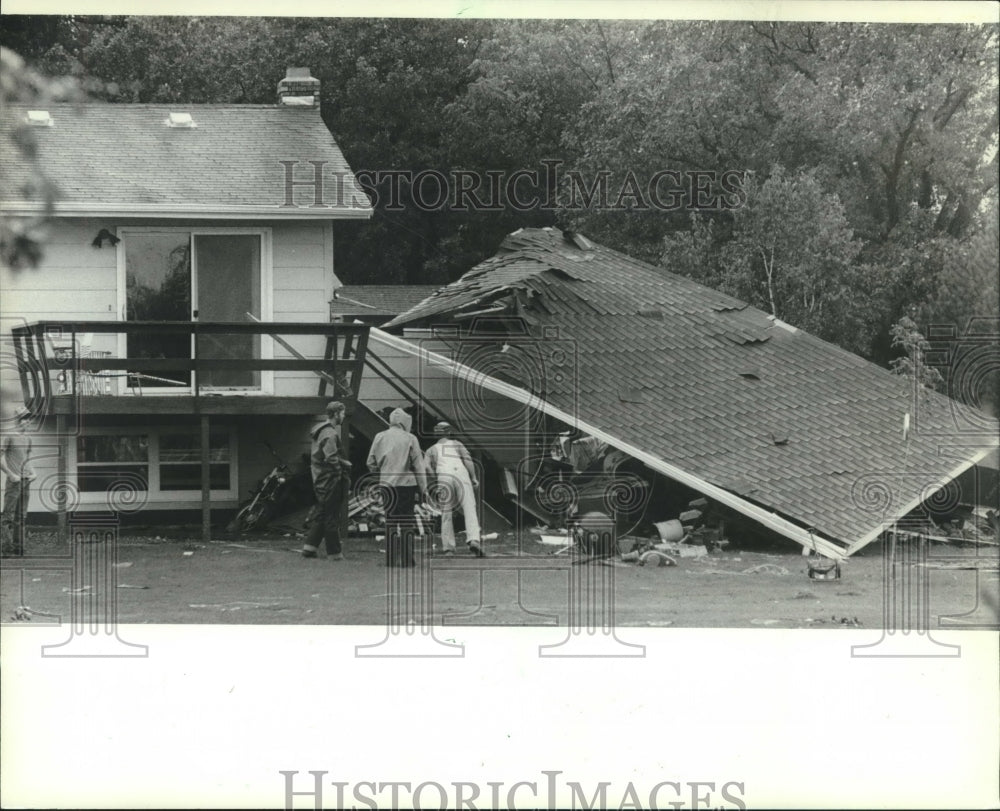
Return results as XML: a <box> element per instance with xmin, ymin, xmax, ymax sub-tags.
<box><xmin>0</xmin><ymin>202</ymin><xmax>373</xmax><ymax>219</ymax></box>
<box><xmin>369</xmin><ymin>327</ymin><xmax>852</xmax><ymax>560</ymax></box>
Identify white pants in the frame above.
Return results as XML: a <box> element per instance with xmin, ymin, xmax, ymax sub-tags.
<box><xmin>437</xmin><ymin>473</ymin><xmax>480</xmax><ymax>550</ymax></box>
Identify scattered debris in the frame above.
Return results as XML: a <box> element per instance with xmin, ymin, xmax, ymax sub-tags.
<box><xmin>222</xmin><ymin>543</ymin><xmax>287</xmax><ymax>553</ymax></box>
<box><xmin>113</xmin><ymin>562</ymin><xmax>133</xmax><ymax>569</ymax></box>
<box><xmin>10</xmin><ymin>606</ymin><xmax>33</xmax><ymax>621</ymax></box>
<box><xmin>117</xmin><ymin>584</ymin><xmax>149</xmax><ymax>590</ymax></box>
<box><xmin>189</xmin><ymin>601</ymin><xmax>289</xmax><ymax>611</ymax></box>
<box><xmin>743</xmin><ymin>563</ymin><xmax>789</xmax><ymax>576</ymax></box>
<box><xmin>183</xmin><ymin>551</ymin><xmax>194</xmax><ymax>557</ymax></box>
<box><xmin>62</xmin><ymin>585</ymin><xmax>92</xmax><ymax>594</ymax></box>
<box><xmin>638</xmin><ymin>550</ymin><xmax>676</xmax><ymax>567</ymax></box>
<box><xmin>656</xmin><ymin>542</ymin><xmax>707</xmax><ymax>559</ymax></box>
<box><xmin>654</xmin><ymin>520</ymin><xmax>685</xmax><ymax>543</ymax></box>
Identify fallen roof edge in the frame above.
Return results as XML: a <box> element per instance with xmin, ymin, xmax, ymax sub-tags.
<box><xmin>845</xmin><ymin>443</ymin><xmax>1000</xmax><ymax>555</ymax></box>
<box><xmin>369</xmin><ymin>327</ymin><xmax>850</xmax><ymax>559</ymax></box>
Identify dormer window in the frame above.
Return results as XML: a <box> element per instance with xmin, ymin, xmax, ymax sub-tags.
<box><xmin>165</xmin><ymin>112</ymin><xmax>196</xmax><ymax>128</ymax></box>
<box><xmin>26</xmin><ymin>110</ymin><xmax>53</xmax><ymax>127</ymax></box>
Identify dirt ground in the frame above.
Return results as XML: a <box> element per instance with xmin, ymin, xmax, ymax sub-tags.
<box><xmin>1</xmin><ymin>525</ymin><xmax>997</xmax><ymax>629</ymax></box>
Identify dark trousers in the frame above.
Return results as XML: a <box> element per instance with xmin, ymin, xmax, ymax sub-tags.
<box><xmin>304</xmin><ymin>477</ymin><xmax>346</xmax><ymax>555</ymax></box>
<box><xmin>385</xmin><ymin>485</ymin><xmax>417</xmax><ymax>568</ymax></box>
<box><xmin>1</xmin><ymin>479</ymin><xmax>30</xmax><ymax>555</ymax></box>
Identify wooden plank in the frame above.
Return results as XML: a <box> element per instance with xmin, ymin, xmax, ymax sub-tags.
<box><xmin>78</xmin><ymin>358</ymin><xmax>337</xmax><ymax>372</ymax></box>
<box><xmin>52</xmin><ymin>395</ymin><xmax>337</xmax><ymax>416</ymax></box>
<box><xmin>201</xmin><ymin>415</ymin><xmax>211</xmax><ymax>543</ymax></box>
<box><xmin>56</xmin><ymin>415</ymin><xmax>68</xmax><ymax>544</ymax></box>
<box><xmin>245</xmin><ymin>313</ymin><xmax>351</xmax><ymax>397</ymax></box>
<box><xmin>12</xmin><ymin>330</ymin><xmax>30</xmax><ymax>408</ymax></box>
<box><xmin>25</xmin><ymin>319</ymin><xmax>366</xmax><ymax>337</ymax></box>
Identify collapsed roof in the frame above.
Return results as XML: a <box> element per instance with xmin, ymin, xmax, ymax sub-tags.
<box><xmin>331</xmin><ymin>285</ymin><xmax>439</xmax><ymax>323</ymax></box>
<box><xmin>385</xmin><ymin>227</ymin><xmax>999</xmax><ymax>557</ymax></box>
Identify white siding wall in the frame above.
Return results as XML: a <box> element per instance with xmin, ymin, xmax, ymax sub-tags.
<box><xmin>270</xmin><ymin>220</ymin><xmax>335</xmax><ymax>396</ymax></box>
<box><xmin>1</xmin><ymin>218</ymin><xmax>120</xmax><ymax>358</ymax></box>
<box><xmin>0</xmin><ymin>218</ymin><xmax>337</xmax><ymax>397</ymax></box>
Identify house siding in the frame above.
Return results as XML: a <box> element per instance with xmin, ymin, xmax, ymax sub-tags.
<box><xmin>1</xmin><ymin>217</ymin><xmax>340</xmax><ymax>516</ymax></box>
<box><xmin>1</xmin><ymin>218</ymin><xmax>337</xmax><ymax>394</ymax></box>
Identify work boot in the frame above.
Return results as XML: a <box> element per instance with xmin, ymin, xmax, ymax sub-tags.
<box><xmin>301</xmin><ymin>545</ymin><xmax>318</xmax><ymax>558</ymax></box>
<box><xmin>467</xmin><ymin>539</ymin><xmax>485</xmax><ymax>558</ymax></box>
<box><xmin>328</xmin><ymin>552</ymin><xmax>344</xmax><ymax>561</ymax></box>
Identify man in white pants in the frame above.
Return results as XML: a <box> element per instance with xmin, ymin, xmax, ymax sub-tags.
<box><xmin>425</xmin><ymin>422</ymin><xmax>483</xmax><ymax>557</ymax></box>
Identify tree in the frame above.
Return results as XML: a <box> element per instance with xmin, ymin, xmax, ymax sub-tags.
<box><xmin>889</xmin><ymin>314</ymin><xmax>945</xmax><ymax>392</ymax></box>
<box><xmin>0</xmin><ymin>45</ymin><xmax>91</xmax><ymax>269</ymax></box>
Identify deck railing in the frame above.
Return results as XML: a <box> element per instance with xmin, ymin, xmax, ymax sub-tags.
<box><xmin>11</xmin><ymin>320</ymin><xmax>370</xmax><ymax>412</ymax></box>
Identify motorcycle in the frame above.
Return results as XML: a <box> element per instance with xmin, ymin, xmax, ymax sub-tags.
<box><xmin>227</xmin><ymin>443</ymin><xmax>314</xmax><ymax>534</ymax></box>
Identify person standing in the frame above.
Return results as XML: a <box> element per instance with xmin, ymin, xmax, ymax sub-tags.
<box><xmin>301</xmin><ymin>401</ymin><xmax>351</xmax><ymax>560</ymax></box>
<box><xmin>366</xmin><ymin>408</ymin><xmax>427</xmax><ymax>568</ymax></box>
<box><xmin>425</xmin><ymin>421</ymin><xmax>484</xmax><ymax>557</ymax></box>
<box><xmin>1</xmin><ymin>408</ymin><xmax>36</xmax><ymax>557</ymax></box>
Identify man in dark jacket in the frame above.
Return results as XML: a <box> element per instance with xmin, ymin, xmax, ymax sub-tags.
<box><xmin>301</xmin><ymin>401</ymin><xmax>350</xmax><ymax>560</ymax></box>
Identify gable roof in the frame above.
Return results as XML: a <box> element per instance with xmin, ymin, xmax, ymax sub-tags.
<box><xmin>386</xmin><ymin>227</ymin><xmax>999</xmax><ymax>554</ymax></box>
<box><xmin>1</xmin><ymin>103</ymin><xmax>372</xmax><ymax>219</ymax></box>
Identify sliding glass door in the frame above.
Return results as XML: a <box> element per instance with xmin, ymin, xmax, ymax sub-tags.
<box><xmin>122</xmin><ymin>229</ymin><xmax>269</xmax><ymax>393</ymax></box>
<box><xmin>193</xmin><ymin>234</ymin><xmax>262</xmax><ymax>390</ymax></box>
<box><xmin>124</xmin><ymin>232</ymin><xmax>192</xmax><ymax>388</ymax></box>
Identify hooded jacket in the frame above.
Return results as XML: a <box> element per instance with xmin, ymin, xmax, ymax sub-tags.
<box><xmin>366</xmin><ymin>408</ymin><xmax>427</xmax><ymax>490</ymax></box>
<box><xmin>310</xmin><ymin>419</ymin><xmax>348</xmax><ymax>490</ymax></box>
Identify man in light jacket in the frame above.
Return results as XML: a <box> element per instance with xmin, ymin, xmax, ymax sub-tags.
<box><xmin>366</xmin><ymin>408</ymin><xmax>427</xmax><ymax>568</ymax></box>
<box><xmin>425</xmin><ymin>421</ymin><xmax>484</xmax><ymax>557</ymax></box>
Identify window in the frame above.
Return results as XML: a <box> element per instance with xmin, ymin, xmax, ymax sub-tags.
<box><xmin>159</xmin><ymin>431</ymin><xmax>231</xmax><ymax>491</ymax></box>
<box><xmin>74</xmin><ymin>427</ymin><xmax>237</xmax><ymax>502</ymax></box>
<box><xmin>77</xmin><ymin>435</ymin><xmax>149</xmax><ymax>493</ymax></box>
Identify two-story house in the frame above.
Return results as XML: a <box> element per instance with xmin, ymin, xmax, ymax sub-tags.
<box><xmin>1</xmin><ymin>68</ymin><xmax>373</xmax><ymax>536</ymax></box>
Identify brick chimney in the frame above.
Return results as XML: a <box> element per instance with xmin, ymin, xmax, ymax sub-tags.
<box><xmin>277</xmin><ymin>67</ymin><xmax>320</xmax><ymax>107</ymax></box>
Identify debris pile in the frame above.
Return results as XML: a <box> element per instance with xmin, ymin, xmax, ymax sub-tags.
<box><xmin>896</xmin><ymin>505</ymin><xmax>999</xmax><ymax>546</ymax></box>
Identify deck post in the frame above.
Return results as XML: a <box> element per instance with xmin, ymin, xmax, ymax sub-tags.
<box><xmin>56</xmin><ymin>414</ymin><xmax>68</xmax><ymax>543</ymax></box>
<box><xmin>200</xmin><ymin>414</ymin><xmax>211</xmax><ymax>543</ymax></box>
<box><xmin>340</xmin><ymin>409</ymin><xmax>350</xmax><ymax>541</ymax></box>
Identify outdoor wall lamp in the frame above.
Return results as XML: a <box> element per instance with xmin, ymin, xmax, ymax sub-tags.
<box><xmin>92</xmin><ymin>228</ymin><xmax>120</xmax><ymax>248</ymax></box>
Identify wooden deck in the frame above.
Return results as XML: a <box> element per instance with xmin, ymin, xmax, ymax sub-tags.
<box><xmin>50</xmin><ymin>394</ymin><xmax>341</xmax><ymax>416</ymax></box>
<box><xmin>13</xmin><ymin>320</ymin><xmax>372</xmax><ymax>543</ymax></box>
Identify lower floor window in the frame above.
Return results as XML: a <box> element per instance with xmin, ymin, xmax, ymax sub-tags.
<box><xmin>75</xmin><ymin>427</ymin><xmax>236</xmax><ymax>499</ymax></box>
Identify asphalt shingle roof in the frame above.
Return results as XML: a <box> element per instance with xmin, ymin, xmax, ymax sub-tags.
<box><xmin>1</xmin><ymin>103</ymin><xmax>372</xmax><ymax>217</ymax></box>
<box><xmin>386</xmin><ymin>227</ymin><xmax>999</xmax><ymax>550</ymax></box>
<box><xmin>332</xmin><ymin>285</ymin><xmax>439</xmax><ymax>318</ymax></box>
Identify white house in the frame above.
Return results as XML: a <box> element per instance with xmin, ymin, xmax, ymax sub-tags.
<box><xmin>0</xmin><ymin>68</ymin><xmax>373</xmax><ymax>534</ymax></box>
